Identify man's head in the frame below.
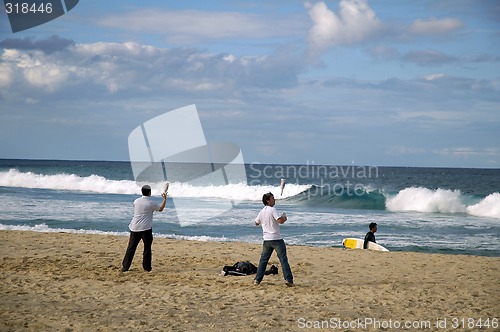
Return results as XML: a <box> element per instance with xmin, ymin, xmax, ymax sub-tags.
<box><xmin>141</xmin><ymin>185</ymin><xmax>152</xmax><ymax>196</ymax></box>
<box><xmin>369</xmin><ymin>222</ymin><xmax>378</xmax><ymax>233</ymax></box>
<box><xmin>262</xmin><ymin>192</ymin><xmax>275</xmax><ymax>207</ymax></box>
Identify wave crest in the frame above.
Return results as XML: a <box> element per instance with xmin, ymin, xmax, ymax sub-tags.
<box><xmin>386</xmin><ymin>187</ymin><xmax>500</xmax><ymax>219</ymax></box>
<box><xmin>0</xmin><ymin>169</ymin><xmax>309</xmax><ymax>200</ymax></box>
<box><xmin>0</xmin><ymin>169</ymin><xmax>140</xmax><ymax>194</ymax></box>
<box><xmin>386</xmin><ymin>187</ymin><xmax>466</xmax><ymax>213</ymax></box>
<box><xmin>466</xmin><ymin>193</ymin><xmax>500</xmax><ymax>219</ymax></box>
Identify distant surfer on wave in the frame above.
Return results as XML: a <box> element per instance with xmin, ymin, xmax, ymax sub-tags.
<box><xmin>363</xmin><ymin>222</ymin><xmax>377</xmax><ymax>249</ymax></box>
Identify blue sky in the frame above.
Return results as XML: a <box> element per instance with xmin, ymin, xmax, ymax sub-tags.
<box><xmin>1</xmin><ymin>0</ymin><xmax>499</xmax><ymax>167</ymax></box>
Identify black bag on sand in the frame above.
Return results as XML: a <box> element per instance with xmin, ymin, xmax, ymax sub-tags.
<box><xmin>223</xmin><ymin>261</ymin><xmax>257</xmax><ymax>276</ymax></box>
<box><xmin>222</xmin><ymin>261</ymin><xmax>278</xmax><ymax>276</ymax></box>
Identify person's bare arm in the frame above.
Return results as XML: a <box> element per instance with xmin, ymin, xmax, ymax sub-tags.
<box><xmin>277</xmin><ymin>215</ymin><xmax>287</xmax><ymax>224</ymax></box>
<box><xmin>158</xmin><ymin>193</ymin><xmax>167</xmax><ymax>212</ymax></box>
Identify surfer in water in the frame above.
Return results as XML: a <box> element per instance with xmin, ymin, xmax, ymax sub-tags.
<box><xmin>363</xmin><ymin>222</ymin><xmax>377</xmax><ymax>249</ymax></box>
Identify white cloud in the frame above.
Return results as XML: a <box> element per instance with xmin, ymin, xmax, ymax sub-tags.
<box><xmin>0</xmin><ymin>40</ymin><xmax>304</xmax><ymax>100</ymax></box>
<box><xmin>423</xmin><ymin>73</ymin><xmax>446</xmax><ymax>81</ymax></box>
<box><xmin>436</xmin><ymin>147</ymin><xmax>499</xmax><ymax>159</ymax></box>
<box><xmin>409</xmin><ymin>17</ymin><xmax>463</xmax><ymax>35</ymax></box>
<box><xmin>97</xmin><ymin>9</ymin><xmax>306</xmax><ymax>44</ymax></box>
<box><xmin>305</xmin><ymin>0</ymin><xmax>382</xmax><ymax>55</ymax></box>
<box><xmin>303</xmin><ymin>1</ymin><xmax>465</xmax><ymax>62</ymax></box>
<box><xmin>1</xmin><ymin>49</ymin><xmax>73</xmax><ymax>92</ymax></box>
<box><xmin>0</xmin><ymin>62</ymin><xmax>13</xmax><ymax>88</ymax></box>
<box><xmin>22</xmin><ymin>61</ymin><xmax>70</xmax><ymax>92</ymax></box>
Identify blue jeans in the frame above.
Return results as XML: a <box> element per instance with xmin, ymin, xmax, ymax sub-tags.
<box><xmin>255</xmin><ymin>239</ymin><xmax>293</xmax><ymax>283</ymax></box>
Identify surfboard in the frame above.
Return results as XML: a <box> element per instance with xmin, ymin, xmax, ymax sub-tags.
<box><xmin>342</xmin><ymin>238</ymin><xmax>389</xmax><ymax>252</ymax></box>
<box><xmin>342</xmin><ymin>238</ymin><xmax>364</xmax><ymax>249</ymax></box>
<box><xmin>367</xmin><ymin>241</ymin><xmax>389</xmax><ymax>252</ymax></box>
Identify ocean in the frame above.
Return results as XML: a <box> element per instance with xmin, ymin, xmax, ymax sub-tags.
<box><xmin>0</xmin><ymin>159</ymin><xmax>499</xmax><ymax>257</ymax></box>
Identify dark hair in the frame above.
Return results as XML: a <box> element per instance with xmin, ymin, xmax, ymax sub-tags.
<box><xmin>369</xmin><ymin>222</ymin><xmax>377</xmax><ymax>230</ymax></box>
<box><xmin>262</xmin><ymin>192</ymin><xmax>274</xmax><ymax>206</ymax></box>
<box><xmin>141</xmin><ymin>185</ymin><xmax>151</xmax><ymax>196</ymax></box>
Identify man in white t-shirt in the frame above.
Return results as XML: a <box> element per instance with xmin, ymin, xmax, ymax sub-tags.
<box><xmin>254</xmin><ymin>192</ymin><xmax>294</xmax><ymax>286</ymax></box>
<box><xmin>122</xmin><ymin>185</ymin><xmax>167</xmax><ymax>272</ymax></box>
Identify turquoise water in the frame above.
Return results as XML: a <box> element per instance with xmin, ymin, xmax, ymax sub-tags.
<box><xmin>1</xmin><ymin>159</ymin><xmax>499</xmax><ymax>256</ymax></box>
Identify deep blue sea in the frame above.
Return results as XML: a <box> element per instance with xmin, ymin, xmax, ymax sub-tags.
<box><xmin>1</xmin><ymin>159</ymin><xmax>499</xmax><ymax>256</ymax></box>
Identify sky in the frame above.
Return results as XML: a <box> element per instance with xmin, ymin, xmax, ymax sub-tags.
<box><xmin>0</xmin><ymin>0</ymin><xmax>499</xmax><ymax>168</ymax></box>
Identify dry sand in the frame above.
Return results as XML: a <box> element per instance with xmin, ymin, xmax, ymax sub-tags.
<box><xmin>1</xmin><ymin>230</ymin><xmax>499</xmax><ymax>331</ymax></box>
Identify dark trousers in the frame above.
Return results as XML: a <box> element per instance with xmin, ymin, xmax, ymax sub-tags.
<box><xmin>122</xmin><ymin>229</ymin><xmax>153</xmax><ymax>272</ymax></box>
<box><xmin>255</xmin><ymin>239</ymin><xmax>293</xmax><ymax>283</ymax></box>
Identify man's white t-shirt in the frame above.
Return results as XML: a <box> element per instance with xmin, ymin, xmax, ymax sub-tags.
<box><xmin>129</xmin><ymin>196</ymin><xmax>160</xmax><ymax>232</ymax></box>
<box><xmin>255</xmin><ymin>205</ymin><xmax>282</xmax><ymax>240</ymax></box>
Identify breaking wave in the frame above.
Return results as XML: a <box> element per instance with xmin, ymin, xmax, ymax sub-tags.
<box><xmin>0</xmin><ymin>169</ymin><xmax>308</xmax><ymax>201</ymax></box>
<box><xmin>386</xmin><ymin>187</ymin><xmax>500</xmax><ymax>219</ymax></box>
<box><xmin>2</xmin><ymin>170</ymin><xmax>499</xmax><ymax>218</ymax></box>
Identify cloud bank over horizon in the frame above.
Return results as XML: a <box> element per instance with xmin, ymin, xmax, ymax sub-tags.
<box><xmin>1</xmin><ymin>0</ymin><xmax>499</xmax><ymax>167</ymax></box>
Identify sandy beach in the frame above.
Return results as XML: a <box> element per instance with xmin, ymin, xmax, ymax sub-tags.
<box><xmin>1</xmin><ymin>230</ymin><xmax>499</xmax><ymax>331</ymax></box>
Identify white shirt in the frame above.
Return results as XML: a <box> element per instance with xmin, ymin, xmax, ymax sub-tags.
<box><xmin>255</xmin><ymin>205</ymin><xmax>282</xmax><ymax>241</ymax></box>
<box><xmin>129</xmin><ymin>196</ymin><xmax>160</xmax><ymax>232</ymax></box>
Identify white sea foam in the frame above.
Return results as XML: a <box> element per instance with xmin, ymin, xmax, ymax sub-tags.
<box><xmin>0</xmin><ymin>169</ymin><xmax>310</xmax><ymax>201</ymax></box>
<box><xmin>0</xmin><ymin>223</ymin><xmax>238</xmax><ymax>242</ymax></box>
<box><xmin>467</xmin><ymin>193</ymin><xmax>500</xmax><ymax>219</ymax></box>
<box><xmin>0</xmin><ymin>223</ymin><xmax>129</xmax><ymax>236</ymax></box>
<box><xmin>0</xmin><ymin>169</ymin><xmax>140</xmax><ymax>194</ymax></box>
<box><xmin>386</xmin><ymin>187</ymin><xmax>500</xmax><ymax>219</ymax></box>
<box><xmin>386</xmin><ymin>187</ymin><xmax>467</xmax><ymax>213</ymax></box>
